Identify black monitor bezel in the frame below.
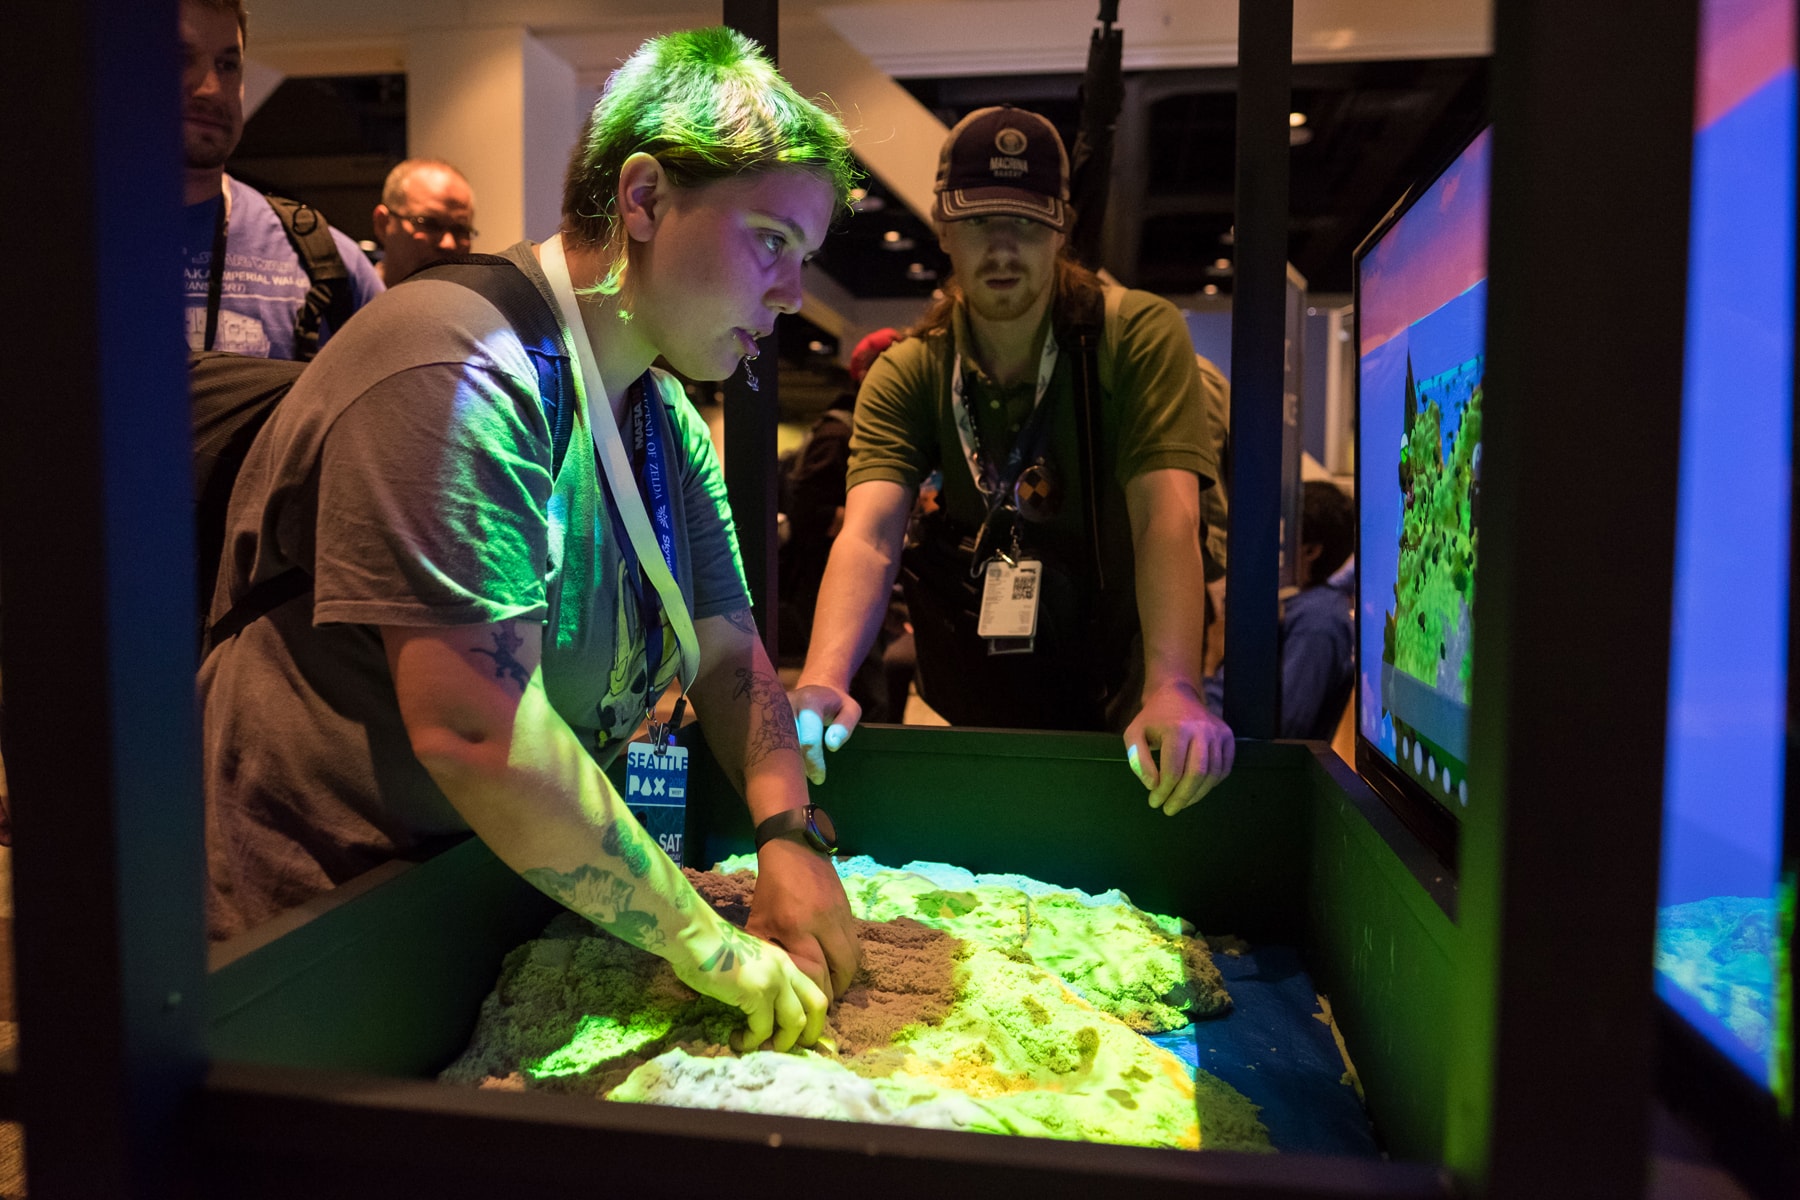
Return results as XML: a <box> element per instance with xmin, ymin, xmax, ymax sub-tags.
<box><xmin>1349</xmin><ymin>119</ymin><xmax>1492</xmax><ymax>874</ymax></box>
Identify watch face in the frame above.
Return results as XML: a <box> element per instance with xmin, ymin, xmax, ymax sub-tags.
<box><xmin>807</xmin><ymin>805</ymin><xmax>838</xmax><ymax>852</ymax></box>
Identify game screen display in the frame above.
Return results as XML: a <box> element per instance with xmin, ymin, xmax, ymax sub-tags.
<box><xmin>1354</xmin><ymin>127</ymin><xmax>1490</xmax><ymax>818</ymax></box>
<box><xmin>1654</xmin><ymin>0</ymin><xmax>1795</xmax><ymax>1099</ymax></box>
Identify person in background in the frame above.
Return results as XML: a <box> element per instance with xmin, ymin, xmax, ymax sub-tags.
<box><xmin>1277</xmin><ymin>480</ymin><xmax>1356</xmax><ymax>740</ymax></box>
<box><xmin>180</xmin><ymin>0</ymin><xmax>382</xmax><ymax>359</ymax></box>
<box><xmin>201</xmin><ymin>27</ymin><xmax>860</xmax><ymax>1051</ymax></box>
<box><xmin>789</xmin><ymin>105</ymin><xmax>1235</xmax><ymax>816</ymax></box>
<box><xmin>779</xmin><ymin>328</ymin><xmax>907</xmax><ymax>722</ymax></box>
<box><xmin>779</xmin><ymin>330</ymin><xmax>902</xmax><ymax>643</ymax></box>
<box><xmin>372</xmin><ymin>159</ymin><xmax>479</xmax><ymax>284</ymax></box>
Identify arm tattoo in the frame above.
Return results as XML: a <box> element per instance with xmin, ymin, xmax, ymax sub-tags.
<box><xmin>732</xmin><ymin>666</ymin><xmax>800</xmax><ymax>772</ymax></box>
<box><xmin>698</xmin><ymin>923</ymin><xmax>766</xmax><ymax>973</ymax></box>
<box><xmin>720</xmin><ymin>608</ymin><xmax>758</xmax><ymax>636</ymax></box>
<box><xmin>601</xmin><ymin>821</ymin><xmax>654</xmax><ymax>879</ymax></box>
<box><xmin>470</xmin><ymin>626</ymin><xmax>530</xmax><ymax>692</ymax></box>
<box><xmin>522</xmin><ymin>863</ymin><xmax>666</xmax><ymax>951</ymax></box>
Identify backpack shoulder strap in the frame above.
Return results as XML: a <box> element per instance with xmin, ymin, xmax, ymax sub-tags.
<box><xmin>265</xmin><ymin>193</ymin><xmax>355</xmax><ymax>362</ymax></box>
<box><xmin>206</xmin><ymin>256</ymin><xmax>576</xmax><ymax>650</ymax></box>
<box><xmin>411</xmin><ymin>255</ymin><xmax>576</xmax><ymax>475</ymax></box>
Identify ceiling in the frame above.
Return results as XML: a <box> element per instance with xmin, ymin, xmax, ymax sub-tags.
<box><xmin>229</xmin><ymin>1</ymin><xmax>1493</xmax><ymax>399</ymax></box>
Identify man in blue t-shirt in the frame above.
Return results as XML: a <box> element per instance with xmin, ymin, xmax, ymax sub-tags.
<box><xmin>179</xmin><ymin>0</ymin><xmax>382</xmax><ymax>360</ymax></box>
<box><xmin>1277</xmin><ymin>480</ymin><xmax>1356</xmax><ymax>740</ymax></box>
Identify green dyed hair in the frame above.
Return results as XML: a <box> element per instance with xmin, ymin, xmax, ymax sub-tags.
<box><xmin>562</xmin><ymin>26</ymin><xmax>857</xmax><ymax>270</ymax></box>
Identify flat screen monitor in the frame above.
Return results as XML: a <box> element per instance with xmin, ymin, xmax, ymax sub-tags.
<box><xmin>1653</xmin><ymin>0</ymin><xmax>1796</xmax><ymax>1157</ymax></box>
<box><xmin>1352</xmin><ymin>126</ymin><xmax>1491</xmax><ymax>856</ymax></box>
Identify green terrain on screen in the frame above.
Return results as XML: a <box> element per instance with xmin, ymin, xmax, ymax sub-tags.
<box><xmin>1383</xmin><ymin>354</ymin><xmax>1482</xmax><ymax>702</ymax></box>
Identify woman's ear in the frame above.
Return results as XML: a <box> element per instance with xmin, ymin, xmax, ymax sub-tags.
<box><xmin>617</xmin><ymin>152</ymin><xmax>667</xmax><ymax>244</ymax></box>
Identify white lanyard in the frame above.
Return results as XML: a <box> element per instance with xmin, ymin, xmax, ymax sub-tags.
<box><xmin>949</xmin><ymin>330</ymin><xmax>1060</xmax><ymax>499</ymax></box>
<box><xmin>539</xmin><ymin>234</ymin><xmax>701</xmax><ymax>696</ymax></box>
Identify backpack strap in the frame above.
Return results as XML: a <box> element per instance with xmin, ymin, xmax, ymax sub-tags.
<box><xmin>265</xmin><ymin>193</ymin><xmax>355</xmax><ymax>362</ymax></box>
<box><xmin>1061</xmin><ymin>283</ymin><xmax>1112</xmax><ymax>593</ymax></box>
<box><xmin>411</xmin><ymin>255</ymin><xmax>577</xmax><ymax>477</ymax></box>
<box><xmin>205</xmin><ymin>255</ymin><xmax>576</xmax><ymax>649</ymax></box>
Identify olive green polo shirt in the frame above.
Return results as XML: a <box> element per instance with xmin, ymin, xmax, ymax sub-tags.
<box><xmin>847</xmin><ymin>285</ymin><xmax>1218</xmax><ymax>603</ymax></box>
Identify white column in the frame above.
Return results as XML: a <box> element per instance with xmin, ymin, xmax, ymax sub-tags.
<box><xmin>406</xmin><ymin>27</ymin><xmax>580</xmax><ymax>250</ymax></box>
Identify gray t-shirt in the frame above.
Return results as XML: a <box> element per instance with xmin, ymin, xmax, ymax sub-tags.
<box><xmin>200</xmin><ymin>242</ymin><xmax>749</xmax><ymax>940</ymax></box>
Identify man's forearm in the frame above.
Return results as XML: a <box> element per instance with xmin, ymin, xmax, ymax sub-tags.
<box><xmin>797</xmin><ymin>532</ymin><xmax>902</xmax><ymax>691</ymax></box>
<box><xmin>1126</xmin><ymin>474</ymin><xmax>1211</xmax><ymax>696</ymax></box>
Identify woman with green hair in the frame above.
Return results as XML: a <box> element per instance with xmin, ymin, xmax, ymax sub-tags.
<box><xmin>202</xmin><ymin>26</ymin><xmax>860</xmax><ymax>1053</ymax></box>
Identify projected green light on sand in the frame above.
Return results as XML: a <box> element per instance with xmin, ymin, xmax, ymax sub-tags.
<box><xmin>445</xmin><ymin>857</ymin><xmax>1270</xmax><ymax>1151</ymax></box>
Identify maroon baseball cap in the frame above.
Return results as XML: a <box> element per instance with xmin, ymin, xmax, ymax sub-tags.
<box><xmin>931</xmin><ymin>105</ymin><xmax>1070</xmax><ymax>231</ymax></box>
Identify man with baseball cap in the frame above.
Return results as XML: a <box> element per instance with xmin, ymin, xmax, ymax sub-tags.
<box><xmin>789</xmin><ymin>106</ymin><xmax>1235</xmax><ymax>817</ymax></box>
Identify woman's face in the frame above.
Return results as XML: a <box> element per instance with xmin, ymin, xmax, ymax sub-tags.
<box><xmin>629</xmin><ymin>166</ymin><xmax>836</xmax><ymax>382</ymax></box>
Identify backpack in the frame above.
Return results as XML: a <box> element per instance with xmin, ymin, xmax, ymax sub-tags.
<box><xmin>193</xmin><ymin>254</ymin><xmax>576</xmax><ymax>651</ymax></box>
<box><xmin>265</xmin><ymin>193</ymin><xmax>357</xmax><ymax>362</ymax></box>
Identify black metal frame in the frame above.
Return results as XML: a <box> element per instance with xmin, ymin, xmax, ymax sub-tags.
<box><xmin>1445</xmin><ymin>2</ymin><xmax>1698</xmax><ymax>1197</ymax></box>
<box><xmin>1221</xmin><ymin>0</ymin><xmax>1292</xmax><ymax>740</ymax></box>
<box><xmin>0</xmin><ymin>0</ymin><xmax>1741</xmax><ymax>1196</ymax></box>
<box><xmin>723</xmin><ymin>0</ymin><xmax>786</xmax><ymax>663</ymax></box>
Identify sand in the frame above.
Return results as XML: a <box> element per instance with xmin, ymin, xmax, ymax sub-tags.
<box><xmin>440</xmin><ymin>859</ymin><xmax>1268</xmax><ymax>1151</ymax></box>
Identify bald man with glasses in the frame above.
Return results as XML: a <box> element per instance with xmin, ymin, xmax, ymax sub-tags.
<box><xmin>372</xmin><ymin>159</ymin><xmax>479</xmax><ymax>285</ymax></box>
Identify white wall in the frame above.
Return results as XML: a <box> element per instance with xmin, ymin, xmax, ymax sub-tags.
<box><xmin>406</xmin><ymin>27</ymin><xmax>581</xmax><ymax>250</ymax></box>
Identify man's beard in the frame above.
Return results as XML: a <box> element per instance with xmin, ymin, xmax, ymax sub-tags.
<box><xmin>184</xmin><ymin>136</ymin><xmax>231</xmax><ymax>172</ymax></box>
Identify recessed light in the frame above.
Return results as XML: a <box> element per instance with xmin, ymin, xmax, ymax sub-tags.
<box><xmin>1288</xmin><ymin>111</ymin><xmax>1307</xmax><ymax>128</ymax></box>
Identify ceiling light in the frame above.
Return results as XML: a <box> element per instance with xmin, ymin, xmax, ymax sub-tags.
<box><xmin>905</xmin><ymin>262</ymin><xmax>938</xmax><ymax>281</ymax></box>
<box><xmin>1289</xmin><ymin>111</ymin><xmax>1307</xmax><ymax>128</ymax></box>
<box><xmin>882</xmin><ymin>230</ymin><xmax>901</xmax><ymax>242</ymax></box>
<box><xmin>1214</xmin><ymin>257</ymin><xmax>1231</xmax><ymax>269</ymax></box>
<box><xmin>1203</xmin><ymin>284</ymin><xmax>1220</xmax><ymax>296</ymax></box>
<box><xmin>881</xmin><ymin>234</ymin><xmax>916</xmax><ymax>252</ymax></box>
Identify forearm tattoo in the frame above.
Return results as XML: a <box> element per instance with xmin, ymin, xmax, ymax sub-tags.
<box><xmin>470</xmin><ymin>626</ymin><xmax>530</xmax><ymax>692</ymax></box>
<box><xmin>522</xmin><ymin>863</ymin><xmax>665</xmax><ymax>950</ymax></box>
<box><xmin>732</xmin><ymin>666</ymin><xmax>800</xmax><ymax>772</ymax></box>
<box><xmin>601</xmin><ymin>821</ymin><xmax>653</xmax><ymax>879</ymax></box>
<box><xmin>721</xmin><ymin>608</ymin><xmax>758</xmax><ymax>636</ymax></box>
<box><xmin>698</xmin><ymin>922</ymin><xmax>766</xmax><ymax>974</ymax></box>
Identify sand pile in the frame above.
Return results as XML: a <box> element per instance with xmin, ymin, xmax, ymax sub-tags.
<box><xmin>440</xmin><ymin>859</ymin><xmax>1267</xmax><ymax>1151</ymax></box>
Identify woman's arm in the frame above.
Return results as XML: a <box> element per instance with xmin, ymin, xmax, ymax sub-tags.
<box><xmin>382</xmin><ymin>618</ymin><xmax>826</xmax><ymax>1051</ymax></box>
<box><xmin>688</xmin><ymin>609</ymin><xmax>861</xmax><ymax>999</ymax></box>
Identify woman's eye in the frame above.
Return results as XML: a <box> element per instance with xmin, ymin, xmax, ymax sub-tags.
<box><xmin>760</xmin><ymin>230</ymin><xmax>786</xmax><ymax>255</ymax></box>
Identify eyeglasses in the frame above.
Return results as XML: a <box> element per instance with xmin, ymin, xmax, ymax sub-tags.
<box><xmin>392</xmin><ymin>210</ymin><xmax>477</xmax><ymax>243</ymax></box>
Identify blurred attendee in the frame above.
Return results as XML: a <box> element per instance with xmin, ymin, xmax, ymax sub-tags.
<box><xmin>1278</xmin><ymin>480</ymin><xmax>1356</xmax><ymax>739</ymax></box>
<box><xmin>778</xmin><ymin>329</ymin><xmax>905</xmax><ymax>719</ymax></box>
<box><xmin>372</xmin><ymin>159</ymin><xmax>479</xmax><ymax>284</ymax></box>
<box><xmin>180</xmin><ymin>0</ymin><xmax>382</xmax><ymax>360</ymax></box>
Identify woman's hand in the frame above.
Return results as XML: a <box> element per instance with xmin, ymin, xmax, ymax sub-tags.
<box><xmin>670</xmin><ymin>914</ymin><xmax>829</xmax><ymax>1052</ymax></box>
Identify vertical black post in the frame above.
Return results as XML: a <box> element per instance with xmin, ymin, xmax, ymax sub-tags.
<box><xmin>1223</xmin><ymin>0</ymin><xmax>1291</xmax><ymax>739</ymax></box>
<box><xmin>1447</xmin><ymin>0</ymin><xmax>1696</xmax><ymax>1196</ymax></box>
<box><xmin>0</xmin><ymin>0</ymin><xmax>207</xmax><ymax>1194</ymax></box>
<box><xmin>722</xmin><ymin>0</ymin><xmax>783</xmax><ymax>660</ymax></box>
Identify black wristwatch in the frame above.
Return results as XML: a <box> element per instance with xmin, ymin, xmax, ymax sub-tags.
<box><xmin>753</xmin><ymin>804</ymin><xmax>839</xmax><ymax>855</ymax></box>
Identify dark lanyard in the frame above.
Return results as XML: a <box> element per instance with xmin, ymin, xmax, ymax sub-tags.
<box><xmin>955</xmin><ymin>365</ymin><xmax>1062</xmax><ymax>566</ymax></box>
<box><xmin>602</xmin><ymin>377</ymin><xmax>680</xmax><ymax>723</ymax></box>
<box><xmin>204</xmin><ymin>193</ymin><xmax>229</xmax><ymax>352</ymax></box>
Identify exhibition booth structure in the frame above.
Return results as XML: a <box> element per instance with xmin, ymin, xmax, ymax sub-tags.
<box><xmin>0</xmin><ymin>0</ymin><xmax>1793</xmax><ymax>1197</ymax></box>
